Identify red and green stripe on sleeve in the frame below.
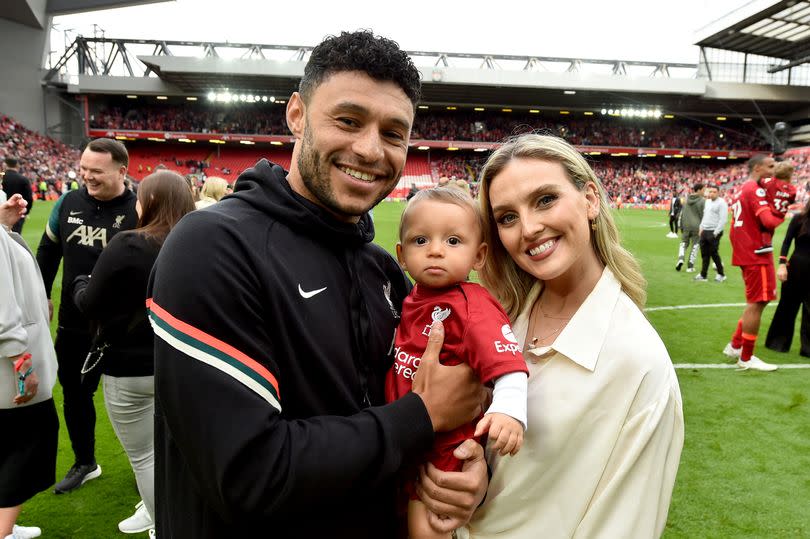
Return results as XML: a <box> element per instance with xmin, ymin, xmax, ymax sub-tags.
<box><xmin>146</xmin><ymin>298</ymin><xmax>281</xmax><ymax>412</ymax></box>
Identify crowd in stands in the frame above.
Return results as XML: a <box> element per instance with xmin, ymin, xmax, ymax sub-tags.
<box><xmin>89</xmin><ymin>104</ymin><xmax>768</xmax><ymax>151</ymax></box>
<box><xmin>5</xmin><ymin>110</ymin><xmax>808</xmax><ymax>208</ymax></box>
<box><xmin>0</xmin><ymin>115</ymin><xmax>81</xmax><ymax>199</ymax></box>
<box><xmin>90</xmin><ymin>105</ymin><xmax>288</xmax><ymax>135</ymax></box>
<box><xmin>412</xmin><ymin>113</ymin><xmax>768</xmax><ymax>150</ymax></box>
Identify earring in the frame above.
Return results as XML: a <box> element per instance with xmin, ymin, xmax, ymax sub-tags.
<box><xmin>590</xmin><ymin>220</ymin><xmax>597</xmax><ymax>231</ymax></box>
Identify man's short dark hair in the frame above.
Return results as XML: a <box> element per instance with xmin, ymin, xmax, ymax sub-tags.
<box><xmin>299</xmin><ymin>30</ymin><xmax>421</xmax><ymax>106</ymax></box>
<box><xmin>747</xmin><ymin>154</ymin><xmax>768</xmax><ymax>173</ymax></box>
<box><xmin>85</xmin><ymin>138</ymin><xmax>129</xmax><ymax>167</ymax></box>
<box><xmin>4</xmin><ymin>157</ymin><xmax>18</xmax><ymax>168</ymax></box>
<box><xmin>692</xmin><ymin>182</ymin><xmax>704</xmax><ymax>192</ymax></box>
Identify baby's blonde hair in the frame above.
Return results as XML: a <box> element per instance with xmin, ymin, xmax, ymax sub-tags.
<box><xmin>399</xmin><ymin>187</ymin><xmax>483</xmax><ymax>243</ymax></box>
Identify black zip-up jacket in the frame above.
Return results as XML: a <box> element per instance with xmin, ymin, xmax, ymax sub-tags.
<box><xmin>36</xmin><ymin>187</ymin><xmax>138</xmax><ymax>333</ymax></box>
<box><xmin>147</xmin><ymin>160</ymin><xmax>434</xmax><ymax>538</ymax></box>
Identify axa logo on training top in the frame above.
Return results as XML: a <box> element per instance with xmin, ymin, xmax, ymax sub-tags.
<box><xmin>298</xmin><ymin>284</ymin><xmax>327</xmax><ymax>299</ymax></box>
<box><xmin>66</xmin><ymin>225</ymin><xmax>108</xmax><ymax>247</ymax></box>
<box><xmin>422</xmin><ymin>305</ymin><xmax>451</xmax><ymax>336</ymax></box>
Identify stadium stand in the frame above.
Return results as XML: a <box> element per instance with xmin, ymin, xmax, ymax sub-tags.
<box><xmin>3</xmin><ymin>110</ymin><xmax>808</xmax><ymax>208</ymax></box>
<box><xmin>88</xmin><ymin>102</ymin><xmax>769</xmax><ymax>152</ymax></box>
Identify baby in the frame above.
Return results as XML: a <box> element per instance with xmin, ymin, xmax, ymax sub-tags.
<box><xmin>385</xmin><ymin>187</ymin><xmax>529</xmax><ymax>539</ymax></box>
<box><xmin>755</xmin><ymin>160</ymin><xmax>797</xmax><ymax>254</ymax></box>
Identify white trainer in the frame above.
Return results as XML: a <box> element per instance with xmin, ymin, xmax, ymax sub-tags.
<box><xmin>737</xmin><ymin>355</ymin><xmax>778</xmax><ymax>372</ymax></box>
<box><xmin>118</xmin><ymin>500</ymin><xmax>154</xmax><ymax>534</ymax></box>
<box><xmin>723</xmin><ymin>342</ymin><xmax>742</xmax><ymax>358</ymax></box>
<box><xmin>10</xmin><ymin>525</ymin><xmax>42</xmax><ymax>539</ymax></box>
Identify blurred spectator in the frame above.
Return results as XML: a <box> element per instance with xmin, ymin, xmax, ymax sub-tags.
<box><xmin>2</xmin><ymin>157</ymin><xmax>34</xmax><ymax>234</ymax></box>
<box><xmin>195</xmin><ymin>176</ymin><xmax>229</xmax><ymax>209</ymax></box>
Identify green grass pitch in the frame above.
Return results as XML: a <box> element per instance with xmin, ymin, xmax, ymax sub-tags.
<box><xmin>15</xmin><ymin>199</ymin><xmax>810</xmax><ymax>537</ymax></box>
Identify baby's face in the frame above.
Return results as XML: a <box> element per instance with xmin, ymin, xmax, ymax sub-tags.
<box><xmin>397</xmin><ymin>199</ymin><xmax>486</xmax><ymax>288</ymax></box>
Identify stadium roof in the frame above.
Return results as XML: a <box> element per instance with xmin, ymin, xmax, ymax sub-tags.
<box><xmin>695</xmin><ymin>0</ymin><xmax>810</xmax><ymax>68</ymax></box>
<box><xmin>46</xmin><ymin>36</ymin><xmax>810</xmax><ymax>120</ymax></box>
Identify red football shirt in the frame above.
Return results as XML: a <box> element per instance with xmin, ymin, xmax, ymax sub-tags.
<box><xmin>760</xmin><ymin>177</ymin><xmax>797</xmax><ymax>216</ymax></box>
<box><xmin>385</xmin><ymin>281</ymin><xmax>528</xmax><ymax>471</ymax></box>
<box><xmin>730</xmin><ymin>180</ymin><xmax>777</xmax><ymax>266</ymax></box>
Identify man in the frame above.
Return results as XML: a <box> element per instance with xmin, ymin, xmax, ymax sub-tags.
<box><xmin>723</xmin><ymin>154</ymin><xmax>782</xmax><ymax>371</ymax></box>
<box><xmin>676</xmin><ymin>182</ymin><xmax>704</xmax><ymax>272</ymax></box>
<box><xmin>36</xmin><ymin>138</ymin><xmax>138</xmax><ymax>492</ymax></box>
<box><xmin>694</xmin><ymin>184</ymin><xmax>728</xmax><ymax>282</ymax></box>
<box><xmin>147</xmin><ymin>31</ymin><xmax>487</xmax><ymax>539</ymax></box>
<box><xmin>667</xmin><ymin>190</ymin><xmax>682</xmax><ymax>238</ymax></box>
<box><xmin>1</xmin><ymin>157</ymin><xmax>34</xmax><ymax>234</ymax></box>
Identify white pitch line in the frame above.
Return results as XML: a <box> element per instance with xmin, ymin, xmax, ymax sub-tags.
<box><xmin>674</xmin><ymin>363</ymin><xmax>810</xmax><ymax>369</ymax></box>
<box><xmin>645</xmin><ymin>302</ymin><xmax>775</xmax><ymax>312</ymax></box>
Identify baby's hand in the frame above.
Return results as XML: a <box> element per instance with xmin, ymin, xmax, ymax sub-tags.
<box><xmin>474</xmin><ymin>412</ymin><xmax>523</xmax><ymax>456</ymax></box>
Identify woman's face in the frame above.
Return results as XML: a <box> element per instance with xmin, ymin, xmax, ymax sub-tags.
<box><xmin>488</xmin><ymin>158</ymin><xmax>600</xmax><ymax>283</ymax></box>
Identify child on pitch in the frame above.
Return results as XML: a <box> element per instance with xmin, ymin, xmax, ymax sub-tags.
<box><xmin>386</xmin><ymin>187</ymin><xmax>529</xmax><ymax>539</ymax></box>
<box><xmin>755</xmin><ymin>160</ymin><xmax>797</xmax><ymax>254</ymax></box>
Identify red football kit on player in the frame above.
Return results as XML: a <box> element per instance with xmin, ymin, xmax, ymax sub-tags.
<box><xmin>729</xmin><ymin>180</ymin><xmax>784</xmax><ymax>301</ymax></box>
<box><xmin>385</xmin><ymin>282</ymin><xmax>528</xmax><ymax>486</ymax></box>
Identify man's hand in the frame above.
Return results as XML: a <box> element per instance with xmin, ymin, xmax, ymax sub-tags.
<box><xmin>416</xmin><ymin>439</ymin><xmax>488</xmax><ymax>533</ymax></box>
<box><xmin>0</xmin><ymin>194</ymin><xmax>27</xmax><ymax>228</ymax></box>
<box><xmin>412</xmin><ymin>321</ymin><xmax>486</xmax><ymax>432</ymax></box>
<box><xmin>474</xmin><ymin>412</ymin><xmax>524</xmax><ymax>456</ymax></box>
<box><xmin>777</xmin><ymin>263</ymin><xmax>788</xmax><ymax>282</ymax></box>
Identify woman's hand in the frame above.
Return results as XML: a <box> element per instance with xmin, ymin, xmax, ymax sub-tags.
<box><xmin>11</xmin><ymin>353</ymin><xmax>39</xmax><ymax>405</ymax></box>
<box><xmin>777</xmin><ymin>263</ymin><xmax>788</xmax><ymax>282</ymax></box>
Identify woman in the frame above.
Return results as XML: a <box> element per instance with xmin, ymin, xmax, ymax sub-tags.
<box><xmin>195</xmin><ymin>176</ymin><xmax>229</xmax><ymax>209</ymax></box>
<box><xmin>72</xmin><ymin>171</ymin><xmax>195</xmax><ymax>534</ymax></box>
<box><xmin>1</xmin><ymin>195</ymin><xmax>59</xmax><ymax>539</ymax></box>
<box><xmin>766</xmin><ymin>199</ymin><xmax>810</xmax><ymax>357</ymax></box>
<box><xmin>463</xmin><ymin>134</ymin><xmax>684</xmax><ymax>538</ymax></box>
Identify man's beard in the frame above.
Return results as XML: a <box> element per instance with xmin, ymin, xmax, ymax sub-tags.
<box><xmin>297</xmin><ymin>126</ymin><xmax>393</xmax><ymax>220</ymax></box>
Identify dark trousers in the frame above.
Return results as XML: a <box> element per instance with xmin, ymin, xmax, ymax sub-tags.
<box><xmin>699</xmin><ymin>230</ymin><xmax>724</xmax><ymax>278</ymax></box>
<box><xmin>766</xmin><ymin>258</ymin><xmax>810</xmax><ymax>357</ymax></box>
<box><xmin>55</xmin><ymin>329</ymin><xmax>102</xmax><ymax>465</ymax></box>
<box><xmin>669</xmin><ymin>214</ymin><xmax>679</xmax><ymax>233</ymax></box>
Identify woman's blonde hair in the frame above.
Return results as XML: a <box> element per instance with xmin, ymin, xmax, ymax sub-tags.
<box><xmin>200</xmin><ymin>176</ymin><xmax>229</xmax><ymax>201</ymax></box>
<box><xmin>478</xmin><ymin>134</ymin><xmax>646</xmax><ymax>319</ymax></box>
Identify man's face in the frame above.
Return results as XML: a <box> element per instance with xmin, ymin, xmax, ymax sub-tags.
<box><xmin>753</xmin><ymin>157</ymin><xmax>776</xmax><ymax>180</ymax></box>
<box><xmin>286</xmin><ymin>71</ymin><xmax>414</xmax><ymax>222</ymax></box>
<box><xmin>80</xmin><ymin>149</ymin><xmax>126</xmax><ymax>201</ymax></box>
<box><xmin>706</xmin><ymin>187</ymin><xmax>719</xmax><ymax>200</ymax></box>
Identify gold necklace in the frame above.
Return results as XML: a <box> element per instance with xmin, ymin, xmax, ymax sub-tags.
<box><xmin>526</xmin><ymin>298</ymin><xmax>571</xmax><ymax>350</ymax></box>
<box><xmin>538</xmin><ymin>301</ymin><xmax>570</xmax><ymax>320</ymax></box>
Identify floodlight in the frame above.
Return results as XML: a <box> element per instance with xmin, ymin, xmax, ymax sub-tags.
<box><xmin>261</xmin><ymin>96</ymin><xmax>268</xmax><ymax>102</ymax></box>
<box><xmin>208</xmin><ymin>92</ymin><xmax>216</xmax><ymax>101</ymax></box>
<box><xmin>601</xmin><ymin>109</ymin><xmax>607</xmax><ymax>115</ymax></box>
<box><xmin>270</xmin><ymin>96</ymin><xmax>276</xmax><ymax>103</ymax></box>
<box><xmin>608</xmin><ymin>109</ymin><xmax>614</xmax><ymax>115</ymax></box>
